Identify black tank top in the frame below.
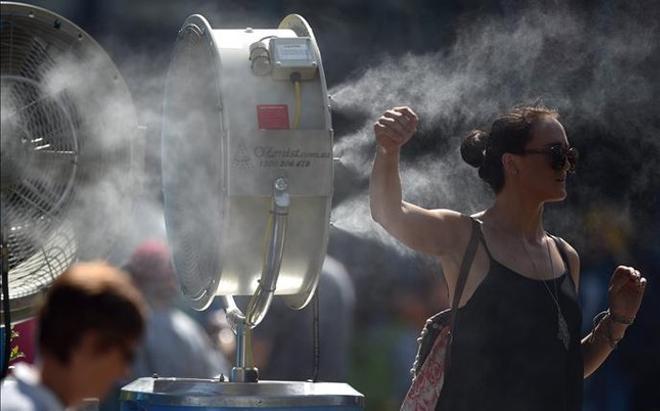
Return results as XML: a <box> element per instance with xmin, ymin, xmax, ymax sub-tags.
<box><xmin>436</xmin><ymin>224</ymin><xmax>583</xmax><ymax>411</ymax></box>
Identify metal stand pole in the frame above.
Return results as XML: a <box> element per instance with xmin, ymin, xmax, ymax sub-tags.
<box><xmin>224</xmin><ymin>177</ymin><xmax>289</xmax><ymax>382</ymax></box>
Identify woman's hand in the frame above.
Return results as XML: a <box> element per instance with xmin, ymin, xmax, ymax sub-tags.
<box><xmin>608</xmin><ymin>265</ymin><xmax>647</xmax><ymax>326</ymax></box>
<box><xmin>374</xmin><ymin>106</ymin><xmax>418</xmax><ymax>154</ymax></box>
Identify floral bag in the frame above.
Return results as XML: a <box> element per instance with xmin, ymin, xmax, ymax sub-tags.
<box><xmin>400</xmin><ymin>218</ymin><xmax>481</xmax><ymax>411</ymax></box>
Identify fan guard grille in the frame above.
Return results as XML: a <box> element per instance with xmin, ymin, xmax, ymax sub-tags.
<box><xmin>1</xmin><ymin>9</ymin><xmax>79</xmax><ymax>281</ymax></box>
<box><xmin>162</xmin><ymin>21</ymin><xmax>225</xmax><ymax>309</ymax></box>
<box><xmin>1</xmin><ymin>3</ymin><xmax>140</xmax><ymax>319</ymax></box>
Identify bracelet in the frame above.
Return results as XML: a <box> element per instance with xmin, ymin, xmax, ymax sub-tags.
<box><xmin>608</xmin><ymin>308</ymin><xmax>635</xmax><ymax>325</ymax></box>
<box><xmin>604</xmin><ymin>317</ymin><xmax>623</xmax><ymax>349</ymax></box>
<box><xmin>592</xmin><ymin>310</ymin><xmax>609</xmax><ymax>327</ymax></box>
<box><xmin>591</xmin><ymin>311</ymin><xmax>623</xmax><ymax>349</ymax></box>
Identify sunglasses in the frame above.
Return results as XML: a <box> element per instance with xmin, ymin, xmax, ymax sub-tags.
<box><xmin>521</xmin><ymin>143</ymin><xmax>578</xmax><ymax>173</ymax></box>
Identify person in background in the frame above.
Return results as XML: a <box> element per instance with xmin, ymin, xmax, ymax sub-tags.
<box><xmin>122</xmin><ymin>240</ymin><xmax>229</xmax><ymax>379</ymax></box>
<box><xmin>370</xmin><ymin>105</ymin><xmax>647</xmax><ymax>410</ymax></box>
<box><xmin>1</xmin><ymin>262</ymin><xmax>146</xmax><ymax>410</ymax></box>
<box><xmin>252</xmin><ymin>256</ymin><xmax>355</xmax><ymax>382</ymax></box>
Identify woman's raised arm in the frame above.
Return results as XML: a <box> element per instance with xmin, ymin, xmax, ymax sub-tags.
<box><xmin>369</xmin><ymin>107</ymin><xmax>467</xmax><ymax>257</ymax></box>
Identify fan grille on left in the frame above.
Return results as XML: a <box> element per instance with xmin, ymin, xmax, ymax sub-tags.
<box><xmin>1</xmin><ymin>9</ymin><xmax>79</xmax><ymax>301</ymax></box>
<box><xmin>1</xmin><ymin>3</ymin><xmax>140</xmax><ymax>321</ymax></box>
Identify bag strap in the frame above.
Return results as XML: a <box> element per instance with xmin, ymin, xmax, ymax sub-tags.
<box><xmin>450</xmin><ymin>218</ymin><xmax>481</xmax><ymax>312</ymax></box>
<box><xmin>547</xmin><ymin>234</ymin><xmax>577</xmax><ymax>292</ymax></box>
<box><xmin>445</xmin><ymin>217</ymin><xmax>481</xmax><ymax>367</ymax></box>
<box><xmin>548</xmin><ymin>234</ymin><xmax>571</xmax><ymax>272</ymax></box>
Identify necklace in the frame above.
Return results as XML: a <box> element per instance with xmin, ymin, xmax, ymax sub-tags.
<box><xmin>521</xmin><ymin>235</ymin><xmax>571</xmax><ymax>350</ymax></box>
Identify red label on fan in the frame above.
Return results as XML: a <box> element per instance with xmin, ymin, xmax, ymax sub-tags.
<box><xmin>257</xmin><ymin>105</ymin><xmax>290</xmax><ymax>129</ymax></box>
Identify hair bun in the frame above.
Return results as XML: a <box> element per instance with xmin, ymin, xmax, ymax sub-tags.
<box><xmin>461</xmin><ymin>129</ymin><xmax>488</xmax><ymax>168</ymax></box>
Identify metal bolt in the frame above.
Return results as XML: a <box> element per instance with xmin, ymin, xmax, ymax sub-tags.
<box><xmin>275</xmin><ymin>177</ymin><xmax>288</xmax><ymax>191</ymax></box>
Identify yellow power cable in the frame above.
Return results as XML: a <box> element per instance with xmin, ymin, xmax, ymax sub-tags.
<box><xmin>292</xmin><ymin>80</ymin><xmax>302</xmax><ymax>129</ymax></box>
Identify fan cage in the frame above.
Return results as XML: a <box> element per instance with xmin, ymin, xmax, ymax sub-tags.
<box><xmin>1</xmin><ymin>3</ymin><xmax>140</xmax><ymax>311</ymax></box>
<box><xmin>1</xmin><ymin>10</ymin><xmax>80</xmax><ymax>286</ymax></box>
<box><xmin>162</xmin><ymin>21</ymin><xmax>225</xmax><ymax>308</ymax></box>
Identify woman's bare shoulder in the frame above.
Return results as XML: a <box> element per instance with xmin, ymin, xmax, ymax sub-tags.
<box><xmin>427</xmin><ymin>209</ymin><xmax>479</xmax><ymax>254</ymax></box>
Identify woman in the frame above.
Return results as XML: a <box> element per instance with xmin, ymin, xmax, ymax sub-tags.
<box><xmin>369</xmin><ymin>106</ymin><xmax>647</xmax><ymax>411</ymax></box>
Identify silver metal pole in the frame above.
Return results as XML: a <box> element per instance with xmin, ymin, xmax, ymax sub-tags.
<box><xmin>224</xmin><ymin>177</ymin><xmax>290</xmax><ymax>382</ymax></box>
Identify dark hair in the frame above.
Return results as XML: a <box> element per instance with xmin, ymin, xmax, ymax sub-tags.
<box><xmin>123</xmin><ymin>240</ymin><xmax>177</xmax><ymax>305</ymax></box>
<box><xmin>460</xmin><ymin>106</ymin><xmax>559</xmax><ymax>193</ymax></box>
<box><xmin>37</xmin><ymin>262</ymin><xmax>147</xmax><ymax>364</ymax></box>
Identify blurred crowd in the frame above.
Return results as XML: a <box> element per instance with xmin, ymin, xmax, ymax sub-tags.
<box><xmin>4</xmin><ymin>198</ymin><xmax>659</xmax><ymax>410</ymax></box>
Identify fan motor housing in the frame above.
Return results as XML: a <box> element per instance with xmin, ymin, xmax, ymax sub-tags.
<box><xmin>162</xmin><ymin>14</ymin><xmax>332</xmax><ymax>310</ymax></box>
